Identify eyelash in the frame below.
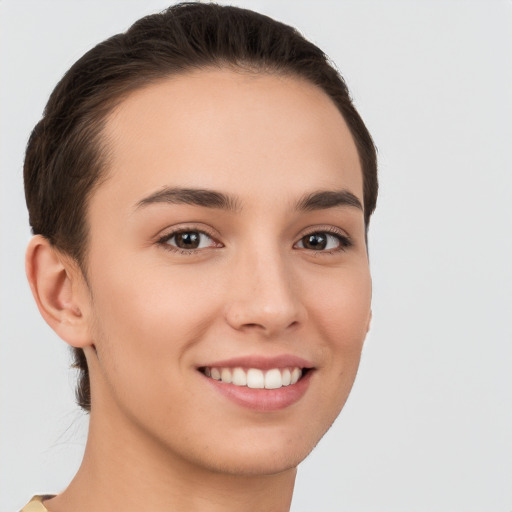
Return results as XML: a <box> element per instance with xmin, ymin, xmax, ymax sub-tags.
<box><xmin>156</xmin><ymin>226</ymin><xmax>352</xmax><ymax>255</ymax></box>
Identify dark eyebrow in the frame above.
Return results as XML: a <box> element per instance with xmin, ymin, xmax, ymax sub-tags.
<box><xmin>135</xmin><ymin>187</ymin><xmax>241</xmax><ymax>212</ymax></box>
<box><xmin>296</xmin><ymin>189</ymin><xmax>363</xmax><ymax>212</ymax></box>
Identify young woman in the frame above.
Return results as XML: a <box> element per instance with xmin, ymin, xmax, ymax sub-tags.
<box><xmin>21</xmin><ymin>3</ymin><xmax>377</xmax><ymax>511</ymax></box>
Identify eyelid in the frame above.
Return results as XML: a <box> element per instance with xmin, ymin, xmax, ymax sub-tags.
<box><xmin>296</xmin><ymin>224</ymin><xmax>351</xmax><ymax>240</ymax></box>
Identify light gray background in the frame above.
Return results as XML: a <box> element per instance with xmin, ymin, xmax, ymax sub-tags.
<box><xmin>1</xmin><ymin>1</ymin><xmax>511</xmax><ymax>511</ymax></box>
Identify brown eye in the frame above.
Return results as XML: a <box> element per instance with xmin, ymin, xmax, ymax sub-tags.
<box><xmin>295</xmin><ymin>231</ymin><xmax>350</xmax><ymax>252</ymax></box>
<box><xmin>174</xmin><ymin>232</ymin><xmax>201</xmax><ymax>249</ymax></box>
<box><xmin>162</xmin><ymin>230</ymin><xmax>215</xmax><ymax>250</ymax></box>
<box><xmin>301</xmin><ymin>233</ymin><xmax>328</xmax><ymax>250</ymax></box>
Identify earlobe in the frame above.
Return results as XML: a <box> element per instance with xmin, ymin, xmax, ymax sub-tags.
<box><xmin>25</xmin><ymin>235</ymin><xmax>93</xmax><ymax>348</ymax></box>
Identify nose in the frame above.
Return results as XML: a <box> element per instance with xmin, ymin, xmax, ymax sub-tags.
<box><xmin>224</xmin><ymin>248</ymin><xmax>307</xmax><ymax>336</ymax></box>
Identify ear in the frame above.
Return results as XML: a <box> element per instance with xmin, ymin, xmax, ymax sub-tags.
<box><xmin>26</xmin><ymin>235</ymin><xmax>93</xmax><ymax>348</ymax></box>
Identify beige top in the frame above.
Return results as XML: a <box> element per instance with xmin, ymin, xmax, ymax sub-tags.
<box><xmin>20</xmin><ymin>495</ymin><xmax>54</xmax><ymax>512</ymax></box>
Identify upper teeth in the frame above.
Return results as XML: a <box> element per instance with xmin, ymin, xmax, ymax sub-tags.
<box><xmin>204</xmin><ymin>367</ymin><xmax>302</xmax><ymax>389</ymax></box>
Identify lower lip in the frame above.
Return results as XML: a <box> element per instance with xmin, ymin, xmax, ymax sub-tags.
<box><xmin>202</xmin><ymin>370</ymin><xmax>313</xmax><ymax>412</ymax></box>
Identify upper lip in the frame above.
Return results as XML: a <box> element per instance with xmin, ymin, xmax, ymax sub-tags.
<box><xmin>198</xmin><ymin>354</ymin><xmax>314</xmax><ymax>370</ymax></box>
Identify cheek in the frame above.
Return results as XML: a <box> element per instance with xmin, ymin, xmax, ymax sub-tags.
<box><xmin>314</xmin><ymin>265</ymin><xmax>371</xmax><ymax>340</ymax></box>
<box><xmin>88</xmin><ymin>258</ymin><xmax>222</xmax><ymax>371</ymax></box>
<box><xmin>87</xmin><ymin>261</ymin><xmax>224</xmax><ymax>422</ymax></box>
<box><xmin>308</xmin><ymin>264</ymin><xmax>372</xmax><ymax>385</ymax></box>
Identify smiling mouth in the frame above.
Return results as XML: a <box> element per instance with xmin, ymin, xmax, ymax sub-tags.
<box><xmin>199</xmin><ymin>366</ymin><xmax>310</xmax><ymax>390</ymax></box>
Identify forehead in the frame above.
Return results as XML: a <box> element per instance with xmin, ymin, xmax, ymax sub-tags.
<box><xmin>95</xmin><ymin>68</ymin><xmax>363</xmax><ymax>210</ymax></box>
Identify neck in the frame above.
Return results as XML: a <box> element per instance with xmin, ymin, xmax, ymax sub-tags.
<box><xmin>45</xmin><ymin>404</ymin><xmax>297</xmax><ymax>512</ymax></box>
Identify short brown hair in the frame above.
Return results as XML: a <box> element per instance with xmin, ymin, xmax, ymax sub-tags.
<box><xmin>24</xmin><ymin>2</ymin><xmax>378</xmax><ymax>412</ymax></box>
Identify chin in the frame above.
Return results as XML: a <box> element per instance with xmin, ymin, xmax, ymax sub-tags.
<box><xmin>196</xmin><ymin>446</ymin><xmax>308</xmax><ymax>477</ymax></box>
<box><xmin>173</xmin><ymin>418</ymin><xmax>335</xmax><ymax>477</ymax></box>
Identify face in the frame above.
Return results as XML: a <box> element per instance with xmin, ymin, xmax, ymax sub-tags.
<box><xmin>82</xmin><ymin>69</ymin><xmax>372</xmax><ymax>475</ymax></box>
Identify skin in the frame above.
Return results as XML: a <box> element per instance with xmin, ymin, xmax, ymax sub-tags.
<box><xmin>26</xmin><ymin>69</ymin><xmax>372</xmax><ymax>512</ymax></box>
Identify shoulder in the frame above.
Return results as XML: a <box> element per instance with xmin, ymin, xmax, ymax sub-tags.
<box><xmin>19</xmin><ymin>495</ymin><xmax>55</xmax><ymax>512</ymax></box>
